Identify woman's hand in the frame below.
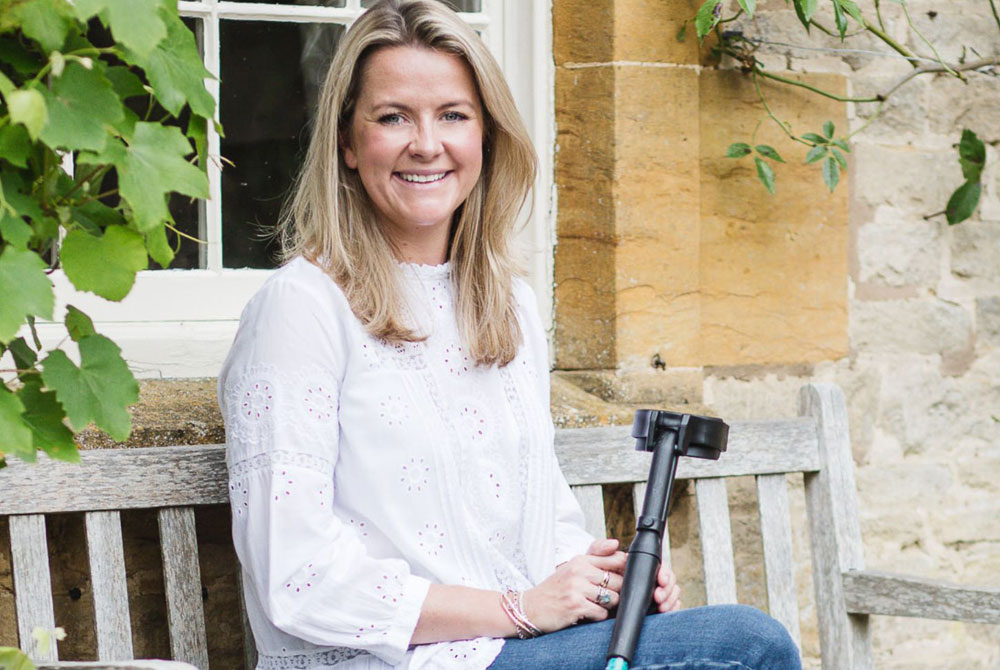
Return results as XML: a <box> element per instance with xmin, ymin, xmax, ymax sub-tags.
<box><xmin>652</xmin><ymin>562</ymin><xmax>682</xmax><ymax>612</ymax></box>
<box><xmin>522</xmin><ymin>539</ymin><xmax>626</xmax><ymax>633</ymax></box>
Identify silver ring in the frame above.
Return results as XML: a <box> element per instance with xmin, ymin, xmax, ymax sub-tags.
<box><xmin>597</xmin><ymin>586</ymin><xmax>612</xmax><ymax>606</ymax></box>
<box><xmin>600</xmin><ymin>571</ymin><xmax>611</xmax><ymax>589</ymax></box>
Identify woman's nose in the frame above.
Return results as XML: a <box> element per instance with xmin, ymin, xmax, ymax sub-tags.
<box><xmin>409</xmin><ymin>122</ymin><xmax>442</xmax><ymax>157</ymax></box>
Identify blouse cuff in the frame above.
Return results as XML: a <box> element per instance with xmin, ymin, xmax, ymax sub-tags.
<box><xmin>375</xmin><ymin>573</ymin><xmax>432</xmax><ymax>665</ymax></box>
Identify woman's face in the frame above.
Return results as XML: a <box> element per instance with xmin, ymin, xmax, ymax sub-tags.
<box><xmin>342</xmin><ymin>45</ymin><xmax>485</xmax><ymax>261</ymax></box>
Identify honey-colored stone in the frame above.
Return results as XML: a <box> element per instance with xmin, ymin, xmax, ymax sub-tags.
<box><xmin>552</xmin><ymin>0</ymin><xmax>614</xmax><ymax>65</ymax></box>
<box><xmin>613</xmin><ymin>0</ymin><xmax>701</xmax><ymax>64</ymax></box>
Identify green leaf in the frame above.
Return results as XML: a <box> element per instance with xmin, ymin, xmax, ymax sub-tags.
<box><xmin>823</xmin><ymin>120</ymin><xmax>835</xmax><ymax>139</ymax></box>
<box><xmin>831</xmin><ymin>147</ymin><xmax>848</xmax><ymax>169</ymax></box>
<box><xmin>0</xmin><ymin>175</ymin><xmax>35</xmax><ymax>248</ymax></box>
<box><xmin>837</xmin><ymin>0</ymin><xmax>864</xmax><ymax>23</ymax></box>
<box><xmin>144</xmin><ymin>224</ymin><xmax>175</xmax><ymax>268</ymax></box>
<box><xmin>754</xmin><ymin>157</ymin><xmax>776</xmax><ymax>194</ymax></box>
<box><xmin>10</xmin><ymin>0</ymin><xmax>76</xmax><ymax>52</ymax></box>
<box><xmin>822</xmin><ymin>155</ymin><xmax>840</xmax><ymax>192</ymax></box>
<box><xmin>0</xmin><ymin>646</ymin><xmax>36</xmax><ymax>670</ymax></box>
<box><xmin>755</xmin><ymin>144</ymin><xmax>785</xmax><ymax>163</ymax></box>
<box><xmin>71</xmin><ymin>199</ymin><xmax>126</xmax><ymax>236</ymax></box>
<box><xmin>676</xmin><ymin>21</ymin><xmax>688</xmax><ymax>43</ymax></box>
<box><xmin>0</xmin><ymin>245</ymin><xmax>54</xmax><ymax>343</ymax></box>
<box><xmin>6</xmin><ymin>88</ymin><xmax>48</xmax><ymax>141</ymax></box>
<box><xmin>832</xmin><ymin>138</ymin><xmax>850</xmax><ymax>152</ymax></box>
<box><xmin>957</xmin><ymin>128</ymin><xmax>986</xmax><ymax>183</ymax></box>
<box><xmin>122</xmin><ymin>10</ymin><xmax>214</xmax><ymax>118</ymax></box>
<box><xmin>59</xmin><ymin>225</ymin><xmax>148</xmax><ymax>301</ymax></box>
<box><xmin>736</xmin><ymin>0</ymin><xmax>756</xmax><ymax>17</ymax></box>
<box><xmin>832</xmin><ymin>0</ymin><xmax>848</xmax><ymax>39</ymax></box>
<box><xmin>41</xmin><ymin>334</ymin><xmax>138</xmax><ymax>440</ymax></box>
<box><xmin>0</xmin><ymin>70</ymin><xmax>14</xmax><ymax>96</ymax></box>
<box><xmin>18</xmin><ymin>379</ymin><xmax>78</xmax><ymax>462</ymax></box>
<box><xmin>65</xmin><ymin>305</ymin><xmax>96</xmax><ymax>342</ymax></box>
<box><xmin>726</xmin><ymin>142</ymin><xmax>752</xmax><ymax>158</ymax></box>
<box><xmin>0</xmin><ymin>386</ymin><xmax>34</xmax><ymax>462</ymax></box>
<box><xmin>0</xmin><ymin>36</ymin><xmax>45</xmax><ymax>76</ymax></box>
<box><xmin>805</xmin><ymin>145</ymin><xmax>828</xmax><ymax>163</ymax></box>
<box><xmin>72</xmin><ymin>0</ymin><xmax>168</xmax><ymax>58</ymax></box>
<box><xmin>802</xmin><ymin>132</ymin><xmax>827</xmax><ymax>144</ymax></box>
<box><xmin>695</xmin><ymin>0</ymin><xmax>723</xmax><ymax>40</ymax></box>
<box><xmin>187</xmin><ymin>114</ymin><xmax>208</xmax><ymax>170</ymax></box>
<box><xmin>80</xmin><ymin>122</ymin><xmax>207</xmax><ymax>232</ymax></box>
<box><xmin>103</xmin><ymin>65</ymin><xmax>147</xmax><ymax>100</ymax></box>
<box><xmin>793</xmin><ymin>0</ymin><xmax>818</xmax><ymax>30</ymax></box>
<box><xmin>0</xmin><ymin>123</ymin><xmax>31</xmax><ymax>168</ymax></box>
<box><xmin>945</xmin><ymin>181</ymin><xmax>981</xmax><ymax>225</ymax></box>
<box><xmin>38</xmin><ymin>63</ymin><xmax>124</xmax><ymax>152</ymax></box>
<box><xmin>8</xmin><ymin>337</ymin><xmax>38</xmax><ymax>371</ymax></box>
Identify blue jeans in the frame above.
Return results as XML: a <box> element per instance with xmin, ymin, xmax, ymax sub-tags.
<box><xmin>487</xmin><ymin>605</ymin><xmax>801</xmax><ymax>670</ymax></box>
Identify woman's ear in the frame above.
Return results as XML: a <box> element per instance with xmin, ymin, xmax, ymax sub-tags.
<box><xmin>339</xmin><ymin>131</ymin><xmax>358</xmax><ymax>170</ymax></box>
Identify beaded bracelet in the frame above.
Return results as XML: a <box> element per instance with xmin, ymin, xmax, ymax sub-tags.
<box><xmin>500</xmin><ymin>588</ymin><xmax>543</xmax><ymax>639</ymax></box>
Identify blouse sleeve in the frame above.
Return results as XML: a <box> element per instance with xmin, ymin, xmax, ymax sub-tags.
<box><xmin>512</xmin><ymin>279</ymin><xmax>596</xmax><ymax>568</ymax></box>
<box><xmin>219</xmin><ymin>267</ymin><xmax>430</xmax><ymax>665</ymax></box>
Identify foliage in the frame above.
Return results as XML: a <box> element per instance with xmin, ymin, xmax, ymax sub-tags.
<box><xmin>691</xmin><ymin>0</ymin><xmax>998</xmax><ymax>223</ymax></box>
<box><xmin>0</xmin><ymin>627</ymin><xmax>63</xmax><ymax>669</ymax></box>
<box><xmin>0</xmin><ymin>0</ymin><xmax>214</xmax><ymax>467</ymax></box>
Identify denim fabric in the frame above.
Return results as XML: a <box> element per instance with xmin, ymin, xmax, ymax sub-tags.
<box><xmin>486</xmin><ymin>605</ymin><xmax>801</xmax><ymax>670</ymax></box>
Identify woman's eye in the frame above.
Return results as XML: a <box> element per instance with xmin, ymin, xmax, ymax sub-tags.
<box><xmin>378</xmin><ymin>113</ymin><xmax>404</xmax><ymax>125</ymax></box>
<box><xmin>443</xmin><ymin>111</ymin><xmax>467</xmax><ymax>122</ymax></box>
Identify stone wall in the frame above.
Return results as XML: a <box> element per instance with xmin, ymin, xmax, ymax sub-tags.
<box><xmin>553</xmin><ymin>0</ymin><xmax>999</xmax><ymax>668</ymax></box>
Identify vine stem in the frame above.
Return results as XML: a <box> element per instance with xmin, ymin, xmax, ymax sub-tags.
<box><xmin>755</xmin><ymin>68</ymin><xmax>881</xmax><ymax>103</ymax></box>
<box><xmin>879</xmin><ymin>56</ymin><xmax>999</xmax><ymax>100</ymax></box>
<box><xmin>860</xmin><ymin>16</ymin><xmax>920</xmax><ymax>65</ymax></box>
<box><xmin>752</xmin><ymin>71</ymin><xmax>812</xmax><ymax>146</ymax></box>
<box><xmin>990</xmin><ymin>0</ymin><xmax>1000</xmax><ymax>37</ymax></box>
<box><xmin>58</xmin><ymin>165</ymin><xmax>109</xmax><ymax>203</ymax></box>
<box><xmin>165</xmin><ymin>222</ymin><xmax>208</xmax><ymax>245</ymax></box>
<box><xmin>899</xmin><ymin>2</ymin><xmax>960</xmax><ymax>78</ymax></box>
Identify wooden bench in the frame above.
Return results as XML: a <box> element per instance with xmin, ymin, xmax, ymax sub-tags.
<box><xmin>2</xmin><ymin>383</ymin><xmax>998</xmax><ymax>669</ymax></box>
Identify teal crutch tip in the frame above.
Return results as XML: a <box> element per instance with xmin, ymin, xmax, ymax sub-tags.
<box><xmin>605</xmin><ymin>658</ymin><xmax>629</xmax><ymax>670</ymax></box>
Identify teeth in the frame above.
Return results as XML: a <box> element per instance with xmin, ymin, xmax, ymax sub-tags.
<box><xmin>399</xmin><ymin>172</ymin><xmax>447</xmax><ymax>183</ymax></box>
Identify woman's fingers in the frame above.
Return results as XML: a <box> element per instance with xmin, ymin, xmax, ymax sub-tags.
<box><xmin>586</xmin><ymin>537</ymin><xmax>619</xmax><ymax>556</ymax></box>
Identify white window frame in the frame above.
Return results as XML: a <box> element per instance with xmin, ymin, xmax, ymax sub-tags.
<box><xmin>41</xmin><ymin>0</ymin><xmax>554</xmax><ymax>378</ymax></box>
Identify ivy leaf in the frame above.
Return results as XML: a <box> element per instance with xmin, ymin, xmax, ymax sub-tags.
<box><xmin>832</xmin><ymin>0</ymin><xmax>848</xmax><ymax>39</ymax></box>
<box><xmin>40</xmin><ymin>334</ymin><xmax>138</xmax><ymax>440</ymax></box>
<box><xmin>802</xmin><ymin>132</ymin><xmax>827</xmax><ymax>144</ymax></box>
<box><xmin>755</xmin><ymin>145</ymin><xmax>785</xmax><ymax>163</ymax></box>
<box><xmin>104</xmin><ymin>65</ymin><xmax>147</xmax><ymax>100</ymax></box>
<box><xmin>0</xmin><ymin>175</ymin><xmax>35</xmax><ymax>248</ymax></box>
<box><xmin>805</xmin><ymin>145</ymin><xmax>828</xmax><ymax>163</ymax></box>
<box><xmin>9</xmin><ymin>0</ymin><xmax>77</xmax><ymax>52</ymax></box>
<box><xmin>59</xmin><ymin>225</ymin><xmax>148</xmax><ymax>301</ymax></box>
<box><xmin>122</xmin><ymin>10</ymin><xmax>214</xmax><ymax>118</ymax></box>
<box><xmin>18</xmin><ymin>380</ymin><xmax>79</xmax><ymax>462</ymax></box>
<box><xmin>754</xmin><ymin>157</ymin><xmax>776</xmax><ymax>194</ymax></box>
<box><xmin>945</xmin><ymin>181</ymin><xmax>981</xmax><ymax>225</ymax></box>
<box><xmin>79</xmin><ymin>122</ymin><xmax>207</xmax><ymax>232</ymax></box>
<box><xmin>0</xmin><ymin>123</ymin><xmax>31</xmax><ymax>168</ymax></box>
<box><xmin>695</xmin><ymin>0</ymin><xmax>723</xmax><ymax>41</ymax></box>
<box><xmin>38</xmin><ymin>63</ymin><xmax>124</xmax><ymax>152</ymax></box>
<box><xmin>0</xmin><ymin>245</ymin><xmax>54</xmax><ymax>343</ymax></box>
<box><xmin>0</xmin><ymin>386</ymin><xmax>35</xmax><ymax>462</ymax></box>
<box><xmin>957</xmin><ymin>128</ymin><xmax>985</xmax><ymax>183</ymax></box>
<box><xmin>726</xmin><ymin>142</ymin><xmax>752</xmax><ymax>158</ymax></box>
<box><xmin>71</xmin><ymin>199</ymin><xmax>126</xmax><ymax>236</ymax></box>
<box><xmin>831</xmin><ymin>147</ymin><xmax>848</xmax><ymax>169</ymax></box>
<box><xmin>8</xmin><ymin>337</ymin><xmax>38</xmax><ymax>372</ymax></box>
<box><xmin>72</xmin><ymin>0</ymin><xmax>168</xmax><ymax>58</ymax></box>
<box><xmin>823</xmin><ymin>120</ymin><xmax>835</xmax><ymax>139</ymax></box>
<box><xmin>793</xmin><ymin>0</ymin><xmax>818</xmax><ymax>30</ymax></box>
<box><xmin>144</xmin><ymin>224</ymin><xmax>175</xmax><ymax>268</ymax></box>
<box><xmin>736</xmin><ymin>0</ymin><xmax>756</xmax><ymax>18</ymax></box>
<box><xmin>822</xmin><ymin>155</ymin><xmax>840</xmax><ymax>192</ymax></box>
<box><xmin>5</xmin><ymin>88</ymin><xmax>48</xmax><ymax>141</ymax></box>
<box><xmin>65</xmin><ymin>305</ymin><xmax>96</xmax><ymax>342</ymax></box>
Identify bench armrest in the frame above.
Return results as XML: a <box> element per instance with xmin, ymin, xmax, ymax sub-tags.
<box><xmin>37</xmin><ymin>662</ymin><xmax>200</xmax><ymax>669</ymax></box>
<box><xmin>842</xmin><ymin>569</ymin><xmax>1000</xmax><ymax>624</ymax></box>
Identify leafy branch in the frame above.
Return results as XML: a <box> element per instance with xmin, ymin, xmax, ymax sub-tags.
<box><xmin>692</xmin><ymin>0</ymin><xmax>998</xmax><ymax>221</ymax></box>
<box><xmin>0</xmin><ymin>0</ymin><xmax>217</xmax><ymax>467</ymax></box>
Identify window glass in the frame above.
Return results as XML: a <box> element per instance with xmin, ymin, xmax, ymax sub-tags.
<box><xmin>219</xmin><ymin>20</ymin><xmax>344</xmax><ymax>268</ymax></box>
<box><xmin>236</xmin><ymin>0</ymin><xmax>347</xmax><ymax>5</ymax></box>
<box><xmin>362</xmin><ymin>0</ymin><xmax>480</xmax><ymax>9</ymax></box>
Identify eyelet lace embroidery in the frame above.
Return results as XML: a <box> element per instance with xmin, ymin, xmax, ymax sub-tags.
<box><xmin>257</xmin><ymin>647</ymin><xmax>365</xmax><ymax>669</ymax></box>
<box><xmin>229</xmin><ymin>450</ymin><xmax>334</xmax><ymax>479</ymax></box>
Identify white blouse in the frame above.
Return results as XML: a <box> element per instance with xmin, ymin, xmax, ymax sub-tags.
<box><xmin>218</xmin><ymin>257</ymin><xmax>594</xmax><ymax>670</ymax></box>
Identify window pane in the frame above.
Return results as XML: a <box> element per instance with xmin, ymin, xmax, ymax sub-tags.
<box><xmin>233</xmin><ymin>0</ymin><xmax>347</xmax><ymax>5</ymax></box>
<box><xmin>220</xmin><ymin>20</ymin><xmax>344</xmax><ymax>268</ymax></box>
<box><xmin>362</xmin><ymin>0</ymin><xmax>480</xmax><ymax>9</ymax></box>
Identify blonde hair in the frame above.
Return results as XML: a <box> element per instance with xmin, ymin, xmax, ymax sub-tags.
<box><xmin>277</xmin><ymin>0</ymin><xmax>537</xmax><ymax>367</ymax></box>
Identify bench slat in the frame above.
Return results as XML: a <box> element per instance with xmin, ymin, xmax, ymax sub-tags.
<box><xmin>756</xmin><ymin>474</ymin><xmax>801</xmax><ymax>648</ymax></box>
<box><xmin>571</xmin><ymin>485</ymin><xmax>607</xmax><ymax>540</ymax></box>
<box><xmin>556</xmin><ymin>418</ymin><xmax>820</xmax><ymax>486</ymax></box>
<box><xmin>85</xmin><ymin>511</ymin><xmax>135</xmax><ymax>661</ymax></box>
<box><xmin>843</xmin><ymin>570</ymin><xmax>1000</xmax><ymax>624</ymax></box>
<box><xmin>10</xmin><ymin>514</ymin><xmax>59</xmax><ymax>662</ymax></box>
<box><xmin>695</xmin><ymin>479</ymin><xmax>737</xmax><ymax>605</ymax></box>
<box><xmin>158</xmin><ymin>507</ymin><xmax>209</xmax><ymax>669</ymax></box>
<box><xmin>631</xmin><ymin>482</ymin><xmax>670</xmax><ymax>568</ymax></box>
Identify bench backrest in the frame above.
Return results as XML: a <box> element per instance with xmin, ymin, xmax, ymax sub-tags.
<box><xmin>0</xmin><ymin>383</ymin><xmax>859</xmax><ymax>669</ymax></box>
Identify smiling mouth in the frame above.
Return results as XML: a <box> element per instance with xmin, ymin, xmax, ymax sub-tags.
<box><xmin>397</xmin><ymin>172</ymin><xmax>449</xmax><ymax>184</ymax></box>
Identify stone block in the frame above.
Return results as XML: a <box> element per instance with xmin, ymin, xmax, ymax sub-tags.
<box><xmin>926</xmin><ymin>75</ymin><xmax>1000</xmax><ymax>143</ymax></box>
<box><xmin>700</xmin><ymin>72</ymin><xmax>848</xmax><ymax>366</ymax></box>
<box><xmin>552</xmin><ymin>0</ymin><xmax>614</xmax><ymax>65</ymax></box>
<box><xmin>852</xmin><ymin>298</ymin><xmax>972</xmax><ymax>357</ymax></box>
<box><xmin>613</xmin><ymin>0</ymin><xmax>701</xmax><ymax>64</ymax></box>
<box><xmin>976</xmin><ymin>296</ymin><xmax>1000</xmax><ymax>346</ymax></box>
<box><xmin>554</xmin><ymin>235</ymin><xmax>617</xmax><ymax>369</ymax></box>
<box><xmin>856</xmin><ymin>207</ymin><xmax>943</xmax><ymax>288</ymax></box>
<box><xmin>853</xmin><ymin>142</ymin><xmax>961</xmax><ymax>213</ymax></box>
<box><xmin>902</xmin><ymin>2</ymin><xmax>1000</xmax><ymax>65</ymax></box>
<box><xmin>557</xmin><ymin>367</ymin><xmax>703</xmax><ymax>404</ymax></box>
<box><xmin>849</xmin><ymin>61</ymin><xmax>929</xmax><ymax>143</ymax></box>
<box><xmin>951</xmin><ymin>221</ymin><xmax>1000</xmax><ymax>290</ymax></box>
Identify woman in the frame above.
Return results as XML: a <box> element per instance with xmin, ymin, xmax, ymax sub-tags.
<box><xmin>219</xmin><ymin>1</ymin><xmax>801</xmax><ymax>669</ymax></box>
